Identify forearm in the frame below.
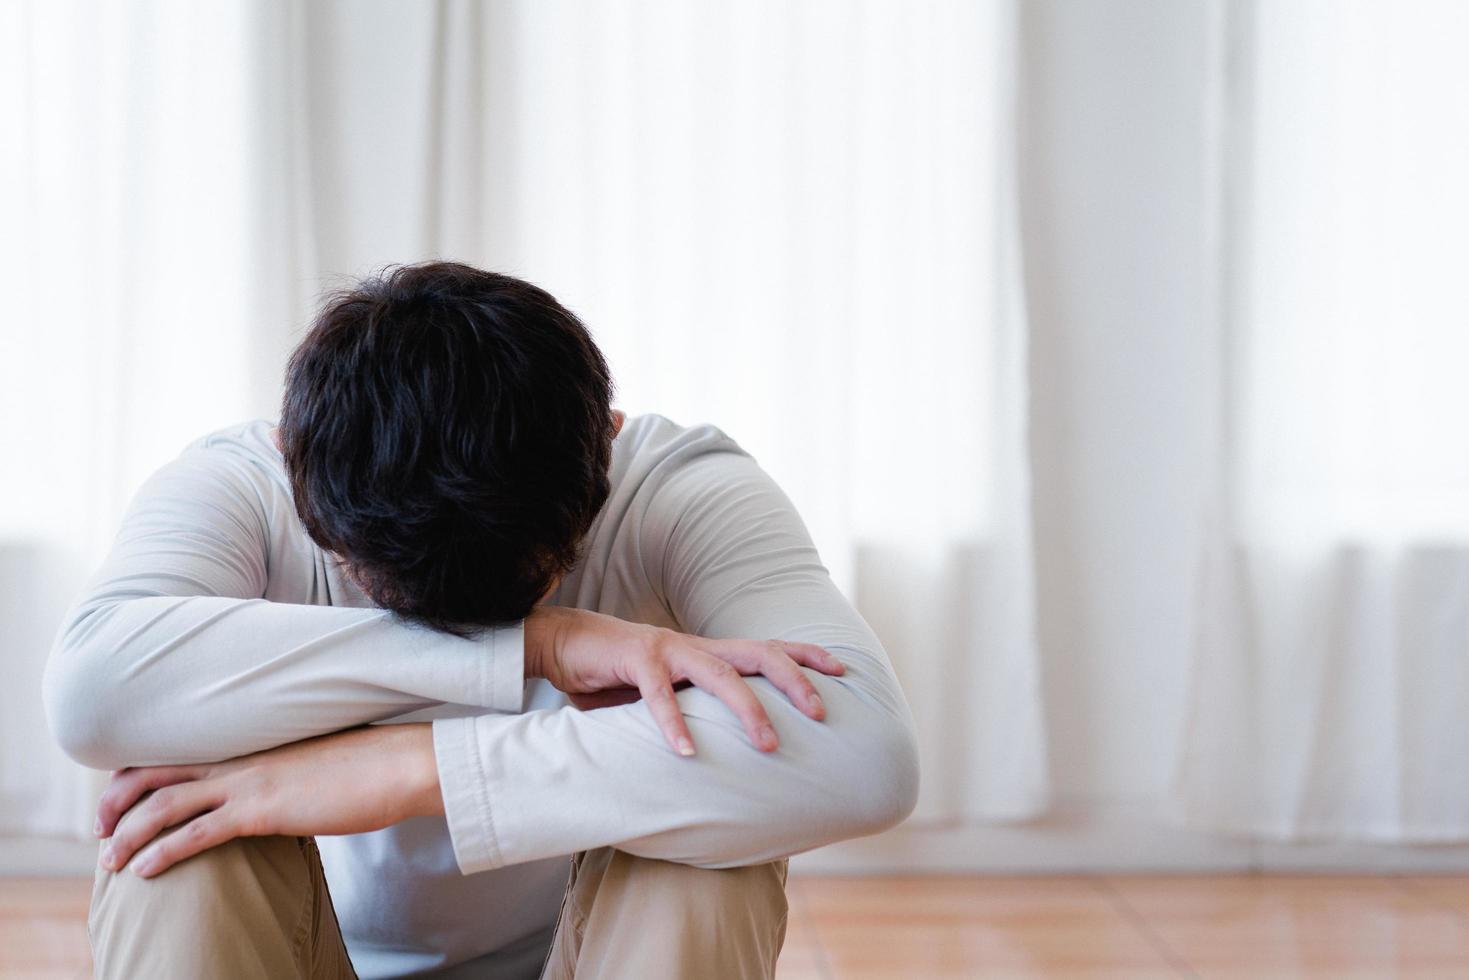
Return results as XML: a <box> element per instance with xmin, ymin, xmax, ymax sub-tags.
<box><xmin>94</xmin><ymin>723</ymin><xmax>447</xmax><ymax>878</ymax></box>
<box><xmin>43</xmin><ymin>445</ymin><xmax>529</xmax><ymax>770</ymax></box>
<box><xmin>44</xmin><ymin>595</ymin><xmax>523</xmax><ymax>769</ymax></box>
<box><xmin>436</xmin><ymin>613</ymin><xmax>918</xmax><ymax>873</ymax></box>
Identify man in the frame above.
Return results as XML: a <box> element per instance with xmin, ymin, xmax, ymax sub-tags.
<box><xmin>44</xmin><ymin>262</ymin><xmax>919</xmax><ymax>979</ymax></box>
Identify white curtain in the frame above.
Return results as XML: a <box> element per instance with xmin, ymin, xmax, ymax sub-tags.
<box><xmin>455</xmin><ymin>0</ymin><xmax>1046</xmax><ymax>824</ymax></box>
<box><xmin>2</xmin><ymin>0</ymin><xmax>1045</xmax><ymax>838</ymax></box>
<box><xmin>1180</xmin><ymin>0</ymin><xmax>1469</xmax><ymax>840</ymax></box>
<box><xmin>0</xmin><ymin>1</ymin><xmax>306</xmax><ymax>835</ymax></box>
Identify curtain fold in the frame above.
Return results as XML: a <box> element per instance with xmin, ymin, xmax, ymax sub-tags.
<box><xmin>1179</xmin><ymin>0</ymin><xmax>1469</xmax><ymax>841</ymax></box>
<box><xmin>3</xmin><ymin>0</ymin><xmax>1045</xmax><ymax>836</ymax></box>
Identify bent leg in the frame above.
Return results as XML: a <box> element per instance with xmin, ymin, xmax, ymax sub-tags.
<box><xmin>89</xmin><ymin>835</ymin><xmax>355</xmax><ymax>980</ymax></box>
<box><xmin>542</xmin><ymin>848</ymin><xmax>789</xmax><ymax>980</ymax></box>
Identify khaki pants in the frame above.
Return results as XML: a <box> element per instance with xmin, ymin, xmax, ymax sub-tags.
<box><xmin>89</xmin><ymin>837</ymin><xmax>789</xmax><ymax>979</ymax></box>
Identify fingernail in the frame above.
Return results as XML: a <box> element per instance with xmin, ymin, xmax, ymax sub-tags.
<box><xmin>132</xmin><ymin>857</ymin><xmax>154</xmax><ymax>877</ymax></box>
<box><xmin>677</xmin><ymin>737</ymin><xmax>695</xmax><ymax>757</ymax></box>
<box><xmin>101</xmin><ymin>848</ymin><xmax>115</xmax><ymax>870</ymax></box>
<box><xmin>93</xmin><ymin>819</ymin><xmax>103</xmax><ymax>838</ymax></box>
<box><xmin>809</xmin><ymin>692</ymin><xmax>824</xmax><ymax>713</ymax></box>
<box><xmin>759</xmin><ymin>725</ymin><xmax>778</xmax><ymax>750</ymax></box>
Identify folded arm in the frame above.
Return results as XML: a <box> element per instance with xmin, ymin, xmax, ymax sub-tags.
<box><xmin>65</xmin><ymin>437</ymin><xmax>920</xmax><ymax>874</ymax></box>
<box><xmin>43</xmin><ymin>447</ymin><xmax>524</xmax><ymax>770</ymax></box>
<box><xmin>434</xmin><ymin>449</ymin><xmax>921</xmax><ymax>871</ymax></box>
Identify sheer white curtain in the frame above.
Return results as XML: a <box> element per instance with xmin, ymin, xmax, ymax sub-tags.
<box><xmin>462</xmin><ymin>0</ymin><xmax>1046</xmax><ymax>823</ymax></box>
<box><xmin>1180</xmin><ymin>0</ymin><xmax>1469</xmax><ymax>839</ymax></box>
<box><xmin>0</xmin><ymin>1</ymin><xmax>310</xmax><ymax>835</ymax></box>
<box><xmin>3</xmin><ymin>0</ymin><xmax>1044</xmax><ymax>837</ymax></box>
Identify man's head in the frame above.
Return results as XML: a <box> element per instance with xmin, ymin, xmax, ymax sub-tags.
<box><xmin>280</xmin><ymin>261</ymin><xmax>617</xmax><ymax>635</ymax></box>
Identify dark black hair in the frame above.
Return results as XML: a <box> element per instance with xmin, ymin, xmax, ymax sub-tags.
<box><xmin>280</xmin><ymin>261</ymin><xmax>615</xmax><ymax>635</ymax></box>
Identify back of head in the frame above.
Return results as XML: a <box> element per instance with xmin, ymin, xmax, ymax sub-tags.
<box><xmin>280</xmin><ymin>261</ymin><xmax>615</xmax><ymax>634</ymax></box>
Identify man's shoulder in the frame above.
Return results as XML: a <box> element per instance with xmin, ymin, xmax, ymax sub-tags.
<box><xmin>183</xmin><ymin>419</ymin><xmax>281</xmax><ymax>459</ymax></box>
<box><xmin>583</xmin><ymin>414</ymin><xmax>769</xmax><ymax>609</ymax></box>
<box><xmin>615</xmin><ymin>413</ymin><xmax>750</xmax><ymax>473</ymax></box>
<box><xmin>151</xmin><ymin>419</ymin><xmax>291</xmax><ymax>507</ymax></box>
<box><xmin>604</xmin><ymin>413</ymin><xmax>772</xmax><ymax>530</ymax></box>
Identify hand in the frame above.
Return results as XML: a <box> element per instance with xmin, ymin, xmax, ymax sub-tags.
<box><xmin>524</xmin><ymin>606</ymin><xmax>845</xmax><ymax>756</ymax></box>
<box><xmin>94</xmin><ymin>724</ymin><xmax>440</xmax><ymax>879</ymax></box>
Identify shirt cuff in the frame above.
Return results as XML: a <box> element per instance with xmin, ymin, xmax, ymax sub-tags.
<box><xmin>482</xmin><ymin>622</ymin><xmax>526</xmax><ymax>713</ymax></box>
<box><xmin>433</xmin><ymin>715</ymin><xmax>505</xmax><ymax>874</ymax></box>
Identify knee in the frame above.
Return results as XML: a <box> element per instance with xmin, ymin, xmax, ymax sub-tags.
<box><xmin>92</xmin><ymin>834</ymin><xmax>307</xmax><ymax>921</ymax></box>
<box><xmin>578</xmin><ymin>849</ymin><xmax>789</xmax><ymax>963</ymax></box>
<box><xmin>90</xmin><ymin>836</ymin><xmax>318</xmax><ymax>979</ymax></box>
<box><xmin>597</xmin><ymin>849</ymin><xmax>790</xmax><ymax>920</ymax></box>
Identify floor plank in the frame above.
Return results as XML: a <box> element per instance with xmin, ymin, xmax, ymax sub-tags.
<box><xmin>1404</xmin><ymin>875</ymin><xmax>1469</xmax><ymax>922</ymax></box>
<box><xmin>0</xmin><ymin>877</ymin><xmax>92</xmax><ymax>978</ymax></box>
<box><xmin>796</xmin><ymin>876</ymin><xmax>1183</xmax><ymax>978</ymax></box>
<box><xmin>4</xmin><ymin>874</ymin><xmax>1469</xmax><ymax>979</ymax></box>
<box><xmin>1105</xmin><ymin>874</ymin><xmax>1469</xmax><ymax>979</ymax></box>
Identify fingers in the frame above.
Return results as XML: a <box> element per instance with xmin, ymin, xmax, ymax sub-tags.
<box><xmin>780</xmin><ymin>640</ymin><xmax>846</xmax><ymax>676</ymax></box>
<box><xmin>675</xmin><ymin>651</ymin><xmax>780</xmax><ymax>752</ymax></box>
<box><xmin>765</xmin><ymin>641</ymin><xmax>829</xmax><ymax>719</ymax></box>
<box><xmin>744</xmin><ymin>640</ymin><xmax>826</xmax><ymax>720</ymax></box>
<box><xmin>618</xmin><ymin>630</ymin><xmax>843</xmax><ymax>755</ymax></box>
<box><xmin>101</xmin><ymin>781</ymin><xmax>222</xmax><ymax>873</ymax></box>
<box><xmin>96</xmin><ymin>765</ymin><xmax>205</xmax><ymax>839</ymax></box>
<box><xmin>131</xmin><ymin>812</ymin><xmax>237</xmax><ymax>878</ymax></box>
<box><xmin>707</xmin><ymin>637</ymin><xmax>845</xmax><ymax>679</ymax></box>
<box><xmin>633</xmin><ymin>666</ymin><xmax>697</xmax><ymax>757</ymax></box>
<box><xmin>704</xmin><ymin>638</ymin><xmax>841</xmax><ymax>720</ymax></box>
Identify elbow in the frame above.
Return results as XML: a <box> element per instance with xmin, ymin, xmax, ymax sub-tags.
<box><xmin>43</xmin><ymin>620</ymin><xmax>133</xmax><ymax>770</ymax></box>
<box><xmin>806</xmin><ymin>703</ymin><xmax>920</xmax><ymax>844</ymax></box>
<box><xmin>845</xmin><ymin>709</ymin><xmax>921</xmax><ymax>836</ymax></box>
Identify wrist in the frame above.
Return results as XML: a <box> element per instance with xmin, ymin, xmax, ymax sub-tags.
<box><xmin>522</xmin><ymin>605</ymin><xmax>567</xmax><ymax>680</ymax></box>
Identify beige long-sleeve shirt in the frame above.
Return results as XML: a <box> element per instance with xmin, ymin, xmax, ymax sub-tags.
<box><xmin>44</xmin><ymin>413</ymin><xmax>918</xmax><ymax>979</ymax></box>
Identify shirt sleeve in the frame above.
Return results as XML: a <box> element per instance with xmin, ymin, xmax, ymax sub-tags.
<box><xmin>42</xmin><ymin>446</ymin><xmax>525</xmax><ymax>770</ymax></box>
<box><xmin>432</xmin><ymin>448</ymin><xmax>920</xmax><ymax>872</ymax></box>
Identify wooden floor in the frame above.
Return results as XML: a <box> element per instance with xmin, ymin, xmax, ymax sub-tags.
<box><xmin>3</xmin><ymin>874</ymin><xmax>1469</xmax><ymax>978</ymax></box>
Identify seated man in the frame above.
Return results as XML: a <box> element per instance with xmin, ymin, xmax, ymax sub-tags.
<box><xmin>43</xmin><ymin>262</ymin><xmax>919</xmax><ymax>979</ymax></box>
